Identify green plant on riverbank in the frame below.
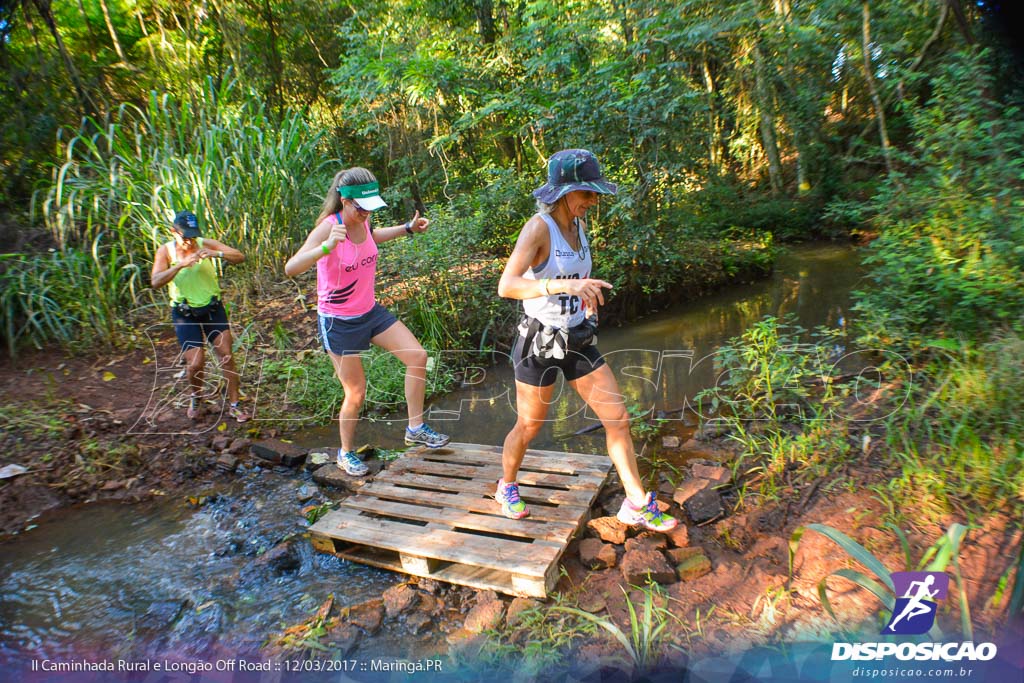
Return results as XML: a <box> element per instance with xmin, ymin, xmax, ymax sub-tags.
<box><xmin>789</xmin><ymin>523</ymin><xmax>973</xmax><ymax>639</ymax></box>
<box><xmin>553</xmin><ymin>583</ymin><xmax>681</xmax><ymax>674</ymax></box>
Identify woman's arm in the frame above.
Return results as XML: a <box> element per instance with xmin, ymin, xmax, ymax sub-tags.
<box><xmin>196</xmin><ymin>238</ymin><xmax>244</xmax><ymax>265</ymax></box>
<box><xmin>285</xmin><ymin>220</ymin><xmax>344</xmax><ymax>277</ymax></box>
<box><xmin>151</xmin><ymin>244</ymin><xmax>201</xmax><ymax>289</ymax></box>
<box><xmin>373</xmin><ymin>210</ymin><xmax>429</xmax><ymax>244</ymax></box>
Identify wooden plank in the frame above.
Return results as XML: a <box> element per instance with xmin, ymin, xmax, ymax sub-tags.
<box><xmin>357</xmin><ymin>481</ymin><xmax>587</xmax><ymax>523</ymax></box>
<box><xmin>331</xmin><ymin>544</ymin><xmax>548</xmax><ymax>598</ymax></box>
<box><xmin>443</xmin><ymin>443</ymin><xmax>612</xmax><ymax>468</ymax></box>
<box><xmin>372</xmin><ymin>471</ymin><xmax>596</xmax><ymax>506</ymax></box>
<box><xmin>311</xmin><ymin>509</ymin><xmax>557</xmax><ymax>576</ymax></box>
<box><xmin>388</xmin><ymin>458</ymin><xmax>605</xmax><ymax>490</ymax></box>
<box><xmin>400</xmin><ymin>553</ymin><xmax>438</xmax><ymax>574</ymax></box>
<box><xmin>340</xmin><ymin>496</ymin><xmax>576</xmax><ymax>543</ymax></box>
<box><xmin>413</xmin><ymin>448</ymin><xmax>609</xmax><ymax>476</ymax></box>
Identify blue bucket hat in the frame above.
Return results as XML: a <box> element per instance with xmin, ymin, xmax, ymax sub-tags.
<box><xmin>532</xmin><ymin>149</ymin><xmax>618</xmax><ymax>204</ymax></box>
<box><xmin>173</xmin><ymin>210</ymin><xmax>201</xmax><ymax>238</ymax></box>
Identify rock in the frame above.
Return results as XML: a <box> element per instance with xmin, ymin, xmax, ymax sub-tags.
<box><xmin>347</xmin><ymin>599</ymin><xmax>384</xmax><ymax>634</ymax></box>
<box><xmin>227</xmin><ymin>438</ymin><xmax>252</xmax><ymax>455</ymax></box>
<box><xmin>579</xmin><ymin>538</ymin><xmax>617</xmax><ymax>569</ymax></box>
<box><xmin>666</xmin><ymin>546</ymin><xmax>704</xmax><ymax>565</ymax></box>
<box><xmin>694</xmin><ymin>420</ymin><xmax>729</xmax><ymax>440</ymax></box>
<box><xmin>658</xmin><ymin>480</ymin><xmax>676</xmax><ymax>496</ymax></box>
<box><xmin>296</xmin><ymin>484</ymin><xmax>316</xmax><ymax>502</ymax></box>
<box><xmin>250</xmin><ymin>439</ymin><xmax>306</xmax><ymax>467</ymax></box>
<box><xmin>577</xmin><ymin>590</ymin><xmax>607</xmax><ymax>614</ymax></box>
<box><xmin>463</xmin><ymin>599</ymin><xmax>505</xmax><ymax>633</ymax></box>
<box><xmin>620</xmin><ymin>548</ymin><xmax>677</xmax><ymax>585</ymax></box>
<box><xmin>405</xmin><ymin>611</ymin><xmax>432</xmax><ymax>634</ymax></box>
<box><xmin>506</xmin><ymin>597</ymin><xmax>540</xmax><ymax>627</ymax></box>
<box><xmin>624</xmin><ymin>533</ymin><xmax>667</xmax><ymax>553</ymax></box>
<box><xmin>138</xmin><ymin>600</ymin><xmax>185</xmax><ymax>633</ymax></box>
<box><xmin>382</xmin><ymin>583</ymin><xmax>420</xmax><ymax>618</ymax></box>
<box><xmin>661</xmin><ymin>435</ymin><xmax>681</xmax><ymax>448</ymax></box>
<box><xmin>672</xmin><ymin>478</ymin><xmax>710</xmax><ymax>506</ymax></box>
<box><xmin>684</xmin><ymin>488</ymin><xmax>724</xmax><ymax>524</ymax></box>
<box><xmin>416</xmin><ymin>578</ymin><xmax>443</xmax><ymax>594</ymax></box>
<box><xmin>327</xmin><ymin>625</ymin><xmax>360</xmax><ymax>655</ymax></box>
<box><xmin>242</xmin><ymin>542</ymin><xmax>301</xmax><ymax>582</ymax></box>
<box><xmin>215</xmin><ymin>454</ymin><xmax>239</xmax><ymax>473</ymax></box>
<box><xmin>681</xmin><ymin>438</ymin><xmax>702</xmax><ymax>450</ymax></box>
<box><xmin>675</xmin><ymin>551</ymin><xmax>712</xmax><ymax>581</ymax></box>
<box><xmin>305</xmin><ymin>451</ymin><xmax>332</xmax><ymax>472</ymax></box>
<box><xmin>474</xmin><ymin>589</ymin><xmax>501</xmax><ymax>606</ymax></box>
<box><xmin>692</xmin><ymin>463</ymin><xmax>731</xmax><ymax>486</ymax></box>
<box><xmin>311</xmin><ymin>463</ymin><xmax>373</xmax><ymax>490</ymax></box>
<box><xmin>663</xmin><ymin>523</ymin><xmax>690</xmax><ymax>548</ymax></box>
<box><xmin>210</xmin><ymin>435</ymin><xmax>231</xmax><ymax>451</ymax></box>
<box><xmin>587</xmin><ymin>516</ymin><xmax>629</xmax><ymax>545</ymax></box>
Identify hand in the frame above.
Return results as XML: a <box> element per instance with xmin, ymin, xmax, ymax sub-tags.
<box><xmin>569</xmin><ymin>278</ymin><xmax>613</xmax><ymax>311</ymax></box>
<box><xmin>196</xmin><ymin>248</ymin><xmax>219</xmax><ymax>260</ymax></box>
<box><xmin>407</xmin><ymin>210</ymin><xmax>430</xmax><ymax>234</ymax></box>
<box><xmin>179</xmin><ymin>251</ymin><xmax>203</xmax><ymax>268</ymax></box>
<box><xmin>324</xmin><ymin>223</ymin><xmax>348</xmax><ymax>249</ymax></box>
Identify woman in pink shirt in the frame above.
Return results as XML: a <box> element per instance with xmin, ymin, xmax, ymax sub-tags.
<box><xmin>285</xmin><ymin>168</ymin><xmax>449</xmax><ymax>476</ymax></box>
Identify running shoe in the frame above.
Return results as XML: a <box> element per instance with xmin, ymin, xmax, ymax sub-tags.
<box><xmin>187</xmin><ymin>395</ymin><xmax>203</xmax><ymax>420</ymax></box>
<box><xmin>495</xmin><ymin>479</ymin><xmax>530</xmax><ymax>519</ymax></box>
<box><xmin>616</xmin><ymin>492</ymin><xmax>678</xmax><ymax>532</ymax></box>
<box><xmin>337</xmin><ymin>449</ymin><xmax>369</xmax><ymax>476</ymax></box>
<box><xmin>404</xmin><ymin>423</ymin><xmax>450</xmax><ymax>448</ymax></box>
<box><xmin>228</xmin><ymin>402</ymin><xmax>250</xmax><ymax>423</ymax></box>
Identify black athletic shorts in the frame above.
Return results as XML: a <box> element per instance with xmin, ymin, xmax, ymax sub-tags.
<box><xmin>511</xmin><ymin>333</ymin><xmax>606</xmax><ymax>387</ymax></box>
<box><xmin>171</xmin><ymin>300</ymin><xmax>230</xmax><ymax>351</ymax></box>
<box><xmin>318</xmin><ymin>303</ymin><xmax>399</xmax><ymax>356</ymax></box>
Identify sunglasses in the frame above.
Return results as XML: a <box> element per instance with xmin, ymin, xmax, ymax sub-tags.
<box><xmin>346</xmin><ymin>200</ymin><xmax>372</xmax><ymax>215</ymax></box>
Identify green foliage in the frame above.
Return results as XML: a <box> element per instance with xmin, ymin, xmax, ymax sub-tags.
<box><xmin>554</xmin><ymin>583</ymin><xmax>680</xmax><ymax>674</ymax></box>
<box><xmin>789</xmin><ymin>523</ymin><xmax>973</xmax><ymax>639</ymax></box>
<box><xmin>883</xmin><ymin>333</ymin><xmax>1024</xmax><ymax>518</ymax></box>
<box><xmin>853</xmin><ymin>51</ymin><xmax>1024</xmax><ymax>348</ymax></box>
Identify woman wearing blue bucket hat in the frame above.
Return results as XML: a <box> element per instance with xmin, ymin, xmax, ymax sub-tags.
<box><xmin>493</xmin><ymin>149</ymin><xmax>678</xmax><ymax>532</ymax></box>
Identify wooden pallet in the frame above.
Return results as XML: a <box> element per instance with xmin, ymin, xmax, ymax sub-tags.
<box><xmin>309</xmin><ymin>442</ymin><xmax>612</xmax><ymax>598</ymax></box>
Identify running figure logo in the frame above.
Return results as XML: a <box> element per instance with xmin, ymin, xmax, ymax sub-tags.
<box><xmin>882</xmin><ymin>572</ymin><xmax>949</xmax><ymax>635</ymax></box>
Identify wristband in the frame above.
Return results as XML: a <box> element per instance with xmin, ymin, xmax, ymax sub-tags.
<box><xmin>540</xmin><ymin>278</ymin><xmax>551</xmax><ymax>296</ymax></box>
<box><xmin>321</xmin><ymin>242</ymin><xmax>331</xmax><ymax>255</ymax></box>
<box><xmin>218</xmin><ymin>250</ymin><xmax>224</xmax><ymax>259</ymax></box>
<box><xmin>404</xmin><ymin>221</ymin><xmax>414</xmax><ymax>235</ymax></box>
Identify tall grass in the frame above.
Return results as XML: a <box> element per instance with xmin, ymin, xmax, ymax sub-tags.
<box><xmin>2</xmin><ymin>77</ymin><xmax>326</xmax><ymax>355</ymax></box>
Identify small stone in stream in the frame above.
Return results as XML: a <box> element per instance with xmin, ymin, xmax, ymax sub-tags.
<box><xmin>348</xmin><ymin>599</ymin><xmax>384</xmax><ymax>634</ymax></box>
<box><xmin>305</xmin><ymin>451</ymin><xmax>331</xmax><ymax>472</ymax></box>
<box><xmin>624</xmin><ymin>533</ymin><xmax>667</xmax><ymax>553</ymax></box>
<box><xmin>250</xmin><ymin>439</ymin><xmax>306</xmax><ymax>467</ymax></box>
<box><xmin>405</xmin><ymin>611</ymin><xmax>432</xmax><ymax>634</ymax></box>
<box><xmin>463</xmin><ymin>600</ymin><xmax>505</xmax><ymax>633</ymax></box>
<box><xmin>382</xmin><ymin>584</ymin><xmax>420</xmax><ymax>618</ymax></box>
<box><xmin>138</xmin><ymin>600</ymin><xmax>185</xmax><ymax>633</ymax></box>
<box><xmin>296</xmin><ymin>484</ymin><xmax>316</xmax><ymax>502</ymax></box>
<box><xmin>210</xmin><ymin>435</ymin><xmax>231</xmax><ymax>451</ymax></box>
<box><xmin>663</xmin><ymin>523</ymin><xmax>690</xmax><ymax>548</ymax></box>
<box><xmin>661</xmin><ymin>435</ymin><xmax>681</xmax><ymax>448</ymax></box>
<box><xmin>666</xmin><ymin>546</ymin><xmax>704</xmax><ymax>565</ymax></box>
<box><xmin>311</xmin><ymin>463</ymin><xmax>373</xmax><ymax>490</ymax></box>
<box><xmin>684</xmin><ymin>488</ymin><xmax>724</xmax><ymax>524</ymax></box>
<box><xmin>215</xmin><ymin>454</ymin><xmax>239</xmax><ymax>473</ymax></box>
<box><xmin>227</xmin><ymin>438</ymin><xmax>251</xmax><ymax>455</ymax></box>
<box><xmin>692</xmin><ymin>463</ymin><xmax>731</xmax><ymax>486</ymax></box>
<box><xmin>672</xmin><ymin>478</ymin><xmax>710</xmax><ymax>506</ymax></box>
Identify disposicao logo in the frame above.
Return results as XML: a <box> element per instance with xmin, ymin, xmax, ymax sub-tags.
<box><xmin>883</xmin><ymin>571</ymin><xmax>949</xmax><ymax>635</ymax></box>
<box><xmin>831</xmin><ymin>572</ymin><xmax>998</xmax><ymax>662</ymax></box>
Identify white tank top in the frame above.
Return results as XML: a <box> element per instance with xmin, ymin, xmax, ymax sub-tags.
<box><xmin>522</xmin><ymin>213</ymin><xmax>592</xmax><ymax>328</ymax></box>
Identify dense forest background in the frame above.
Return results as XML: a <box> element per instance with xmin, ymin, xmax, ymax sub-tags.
<box><xmin>0</xmin><ymin>0</ymin><xmax>1021</xmax><ymax>356</ymax></box>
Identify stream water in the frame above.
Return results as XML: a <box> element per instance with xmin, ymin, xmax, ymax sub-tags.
<box><xmin>0</xmin><ymin>243</ymin><xmax>863</xmax><ymax>668</ymax></box>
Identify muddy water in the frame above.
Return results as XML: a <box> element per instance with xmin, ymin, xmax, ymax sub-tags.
<box><xmin>0</xmin><ymin>243</ymin><xmax>861</xmax><ymax>665</ymax></box>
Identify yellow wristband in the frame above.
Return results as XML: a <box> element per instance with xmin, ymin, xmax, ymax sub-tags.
<box><xmin>540</xmin><ymin>278</ymin><xmax>551</xmax><ymax>295</ymax></box>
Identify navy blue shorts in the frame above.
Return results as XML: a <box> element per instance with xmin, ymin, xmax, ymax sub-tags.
<box><xmin>511</xmin><ymin>334</ymin><xmax>606</xmax><ymax>387</ymax></box>
<box><xmin>319</xmin><ymin>303</ymin><xmax>399</xmax><ymax>356</ymax></box>
<box><xmin>171</xmin><ymin>300</ymin><xmax>230</xmax><ymax>351</ymax></box>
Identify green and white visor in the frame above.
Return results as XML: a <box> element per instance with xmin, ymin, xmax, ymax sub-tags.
<box><xmin>338</xmin><ymin>181</ymin><xmax>387</xmax><ymax>211</ymax></box>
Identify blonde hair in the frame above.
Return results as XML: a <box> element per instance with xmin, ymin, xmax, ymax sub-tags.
<box><xmin>316</xmin><ymin>167</ymin><xmax>377</xmax><ymax>225</ymax></box>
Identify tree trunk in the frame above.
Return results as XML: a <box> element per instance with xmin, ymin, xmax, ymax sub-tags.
<box><xmin>861</xmin><ymin>1</ymin><xmax>895</xmax><ymax>179</ymax></box>
<box><xmin>98</xmin><ymin>0</ymin><xmax>126</xmax><ymax>62</ymax></box>
<box><xmin>751</xmin><ymin>43</ymin><xmax>783</xmax><ymax>195</ymax></box>
<box><xmin>28</xmin><ymin>0</ymin><xmax>95</xmax><ymax>116</ymax></box>
<box><xmin>475</xmin><ymin>0</ymin><xmax>496</xmax><ymax>44</ymax></box>
<box><xmin>702</xmin><ymin>58</ymin><xmax>722</xmax><ymax>175</ymax></box>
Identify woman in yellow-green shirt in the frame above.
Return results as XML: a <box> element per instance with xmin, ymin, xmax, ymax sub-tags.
<box><xmin>151</xmin><ymin>210</ymin><xmax>249</xmax><ymax>422</ymax></box>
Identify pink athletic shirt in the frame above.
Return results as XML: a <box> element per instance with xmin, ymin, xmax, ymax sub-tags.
<box><xmin>316</xmin><ymin>213</ymin><xmax>378</xmax><ymax>317</ymax></box>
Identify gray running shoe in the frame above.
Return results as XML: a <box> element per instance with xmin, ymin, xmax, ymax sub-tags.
<box><xmin>337</xmin><ymin>449</ymin><xmax>369</xmax><ymax>476</ymax></box>
<box><xmin>404</xmin><ymin>423</ymin><xmax>450</xmax><ymax>448</ymax></box>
